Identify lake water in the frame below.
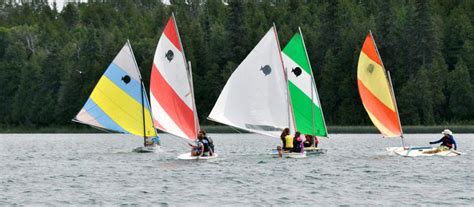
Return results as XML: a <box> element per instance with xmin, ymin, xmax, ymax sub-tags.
<box><xmin>0</xmin><ymin>133</ymin><xmax>472</xmax><ymax>206</ymax></box>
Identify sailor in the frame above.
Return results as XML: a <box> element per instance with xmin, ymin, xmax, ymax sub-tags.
<box><xmin>151</xmin><ymin>136</ymin><xmax>160</xmax><ymax>146</ymax></box>
<box><xmin>429</xmin><ymin>129</ymin><xmax>457</xmax><ymax>151</ymax></box>
<box><xmin>199</xmin><ymin>130</ymin><xmax>214</xmax><ymax>156</ymax></box>
<box><xmin>189</xmin><ymin>136</ymin><xmax>204</xmax><ymax>156</ymax></box>
<box><xmin>292</xmin><ymin>131</ymin><xmax>304</xmax><ymax>153</ymax></box>
<box><xmin>313</xmin><ymin>136</ymin><xmax>319</xmax><ymax>148</ymax></box>
<box><xmin>284</xmin><ymin>132</ymin><xmax>294</xmax><ymax>151</ymax></box>
<box><xmin>280</xmin><ymin>128</ymin><xmax>290</xmax><ymax>150</ymax></box>
<box><xmin>303</xmin><ymin>135</ymin><xmax>313</xmax><ymax>148</ymax></box>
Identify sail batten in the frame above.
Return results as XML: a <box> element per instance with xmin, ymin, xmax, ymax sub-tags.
<box><xmin>357</xmin><ymin>32</ymin><xmax>402</xmax><ymax>138</ymax></box>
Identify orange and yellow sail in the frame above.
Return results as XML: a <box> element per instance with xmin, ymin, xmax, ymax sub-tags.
<box><xmin>357</xmin><ymin>31</ymin><xmax>402</xmax><ymax>137</ymax></box>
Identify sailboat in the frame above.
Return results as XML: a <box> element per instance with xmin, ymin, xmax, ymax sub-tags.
<box><xmin>357</xmin><ymin>31</ymin><xmax>462</xmax><ymax>157</ymax></box>
<box><xmin>74</xmin><ymin>40</ymin><xmax>159</xmax><ymax>153</ymax></box>
<box><xmin>277</xmin><ymin>28</ymin><xmax>329</xmax><ymax>156</ymax></box>
<box><xmin>149</xmin><ymin>14</ymin><xmax>217</xmax><ymax>160</ymax></box>
<box><xmin>209</xmin><ymin>25</ymin><xmax>307</xmax><ymax>158</ymax></box>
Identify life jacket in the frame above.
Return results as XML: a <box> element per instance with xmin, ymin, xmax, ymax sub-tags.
<box><xmin>201</xmin><ymin>139</ymin><xmax>210</xmax><ymax>153</ymax></box>
<box><xmin>285</xmin><ymin>135</ymin><xmax>294</xmax><ymax>149</ymax></box>
<box><xmin>293</xmin><ymin>136</ymin><xmax>303</xmax><ymax>152</ymax></box>
<box><xmin>442</xmin><ymin>135</ymin><xmax>454</xmax><ymax>149</ymax></box>
<box><xmin>204</xmin><ymin>136</ymin><xmax>214</xmax><ymax>152</ymax></box>
<box><xmin>193</xmin><ymin>141</ymin><xmax>203</xmax><ymax>153</ymax></box>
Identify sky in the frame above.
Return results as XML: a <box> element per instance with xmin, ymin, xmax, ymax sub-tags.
<box><xmin>47</xmin><ymin>0</ymin><xmax>171</xmax><ymax>12</ymax></box>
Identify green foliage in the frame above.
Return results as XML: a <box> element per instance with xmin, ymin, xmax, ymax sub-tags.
<box><xmin>0</xmin><ymin>0</ymin><xmax>472</xmax><ymax>129</ymax></box>
<box><xmin>447</xmin><ymin>60</ymin><xmax>474</xmax><ymax>120</ymax></box>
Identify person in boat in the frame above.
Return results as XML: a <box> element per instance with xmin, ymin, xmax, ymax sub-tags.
<box><xmin>198</xmin><ymin>130</ymin><xmax>214</xmax><ymax>156</ymax></box>
<box><xmin>276</xmin><ymin>146</ymin><xmax>283</xmax><ymax>158</ymax></box>
<box><xmin>280</xmin><ymin>128</ymin><xmax>290</xmax><ymax>150</ymax></box>
<box><xmin>292</xmin><ymin>131</ymin><xmax>304</xmax><ymax>153</ymax></box>
<box><xmin>284</xmin><ymin>131</ymin><xmax>294</xmax><ymax>152</ymax></box>
<box><xmin>145</xmin><ymin>136</ymin><xmax>160</xmax><ymax>147</ymax></box>
<box><xmin>189</xmin><ymin>136</ymin><xmax>204</xmax><ymax>156</ymax></box>
<box><xmin>151</xmin><ymin>136</ymin><xmax>160</xmax><ymax>146</ymax></box>
<box><xmin>429</xmin><ymin>129</ymin><xmax>457</xmax><ymax>152</ymax></box>
<box><xmin>314</xmin><ymin>136</ymin><xmax>319</xmax><ymax>148</ymax></box>
<box><xmin>303</xmin><ymin>135</ymin><xmax>313</xmax><ymax>148</ymax></box>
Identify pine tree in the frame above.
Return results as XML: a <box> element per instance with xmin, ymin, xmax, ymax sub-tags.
<box><xmin>447</xmin><ymin>60</ymin><xmax>474</xmax><ymax>121</ymax></box>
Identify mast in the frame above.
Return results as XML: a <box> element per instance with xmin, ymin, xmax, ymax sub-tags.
<box><xmin>387</xmin><ymin>71</ymin><xmax>406</xmax><ymax>148</ymax></box>
<box><xmin>298</xmin><ymin>27</ymin><xmax>328</xmax><ymax>138</ymax></box>
<box><xmin>127</xmin><ymin>39</ymin><xmax>147</xmax><ymax>146</ymax></box>
<box><xmin>369</xmin><ymin>30</ymin><xmax>405</xmax><ymax>147</ymax></box>
<box><xmin>141</xmin><ymin>77</ymin><xmax>146</xmax><ymax>146</ymax></box>
<box><xmin>188</xmin><ymin>61</ymin><xmax>200</xmax><ymax>134</ymax></box>
<box><xmin>273</xmin><ymin>23</ymin><xmax>296</xmax><ymax>134</ymax></box>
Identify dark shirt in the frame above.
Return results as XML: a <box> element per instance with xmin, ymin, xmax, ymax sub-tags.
<box><xmin>430</xmin><ymin>135</ymin><xmax>457</xmax><ymax>150</ymax></box>
<box><xmin>200</xmin><ymin>139</ymin><xmax>210</xmax><ymax>153</ymax></box>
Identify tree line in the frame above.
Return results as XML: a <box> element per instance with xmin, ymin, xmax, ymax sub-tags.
<box><xmin>0</xmin><ymin>0</ymin><xmax>473</xmax><ymax>129</ymax></box>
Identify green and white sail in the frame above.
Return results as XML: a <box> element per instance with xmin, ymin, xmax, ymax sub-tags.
<box><xmin>282</xmin><ymin>28</ymin><xmax>328</xmax><ymax>137</ymax></box>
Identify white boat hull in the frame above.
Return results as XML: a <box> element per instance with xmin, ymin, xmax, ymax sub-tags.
<box><xmin>304</xmin><ymin>147</ymin><xmax>328</xmax><ymax>155</ymax></box>
<box><xmin>387</xmin><ymin>146</ymin><xmax>463</xmax><ymax>157</ymax></box>
<box><xmin>177</xmin><ymin>152</ymin><xmax>219</xmax><ymax>160</ymax></box>
<box><xmin>132</xmin><ymin>146</ymin><xmax>159</xmax><ymax>153</ymax></box>
<box><xmin>270</xmin><ymin>147</ymin><xmax>326</xmax><ymax>158</ymax></box>
<box><xmin>270</xmin><ymin>150</ymin><xmax>307</xmax><ymax>158</ymax></box>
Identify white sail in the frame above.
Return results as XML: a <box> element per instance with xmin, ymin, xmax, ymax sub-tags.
<box><xmin>208</xmin><ymin>27</ymin><xmax>290</xmax><ymax>137</ymax></box>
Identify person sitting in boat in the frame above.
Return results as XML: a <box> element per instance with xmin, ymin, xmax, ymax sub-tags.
<box><xmin>280</xmin><ymin>128</ymin><xmax>290</xmax><ymax>150</ymax></box>
<box><xmin>429</xmin><ymin>129</ymin><xmax>457</xmax><ymax>151</ymax></box>
<box><xmin>276</xmin><ymin>146</ymin><xmax>283</xmax><ymax>158</ymax></box>
<box><xmin>145</xmin><ymin>136</ymin><xmax>160</xmax><ymax>147</ymax></box>
<box><xmin>284</xmin><ymin>131</ymin><xmax>294</xmax><ymax>152</ymax></box>
<box><xmin>292</xmin><ymin>131</ymin><xmax>304</xmax><ymax>153</ymax></box>
<box><xmin>314</xmin><ymin>136</ymin><xmax>319</xmax><ymax>148</ymax></box>
<box><xmin>189</xmin><ymin>137</ymin><xmax>204</xmax><ymax>156</ymax></box>
<box><xmin>151</xmin><ymin>136</ymin><xmax>160</xmax><ymax>146</ymax></box>
<box><xmin>198</xmin><ymin>130</ymin><xmax>214</xmax><ymax>156</ymax></box>
<box><xmin>303</xmin><ymin>135</ymin><xmax>313</xmax><ymax>148</ymax></box>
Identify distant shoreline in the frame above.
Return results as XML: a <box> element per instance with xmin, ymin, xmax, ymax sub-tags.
<box><xmin>1</xmin><ymin>125</ymin><xmax>474</xmax><ymax>134</ymax></box>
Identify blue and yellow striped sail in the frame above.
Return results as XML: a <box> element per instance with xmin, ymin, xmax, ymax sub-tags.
<box><xmin>75</xmin><ymin>41</ymin><xmax>156</xmax><ymax>137</ymax></box>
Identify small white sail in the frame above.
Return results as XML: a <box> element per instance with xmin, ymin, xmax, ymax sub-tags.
<box><xmin>208</xmin><ymin>27</ymin><xmax>290</xmax><ymax>137</ymax></box>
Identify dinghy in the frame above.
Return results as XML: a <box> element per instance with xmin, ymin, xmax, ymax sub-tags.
<box><xmin>276</xmin><ymin>27</ymin><xmax>329</xmax><ymax>156</ymax></box>
<box><xmin>209</xmin><ymin>25</ymin><xmax>307</xmax><ymax>158</ymax></box>
<box><xmin>74</xmin><ymin>41</ymin><xmax>160</xmax><ymax>153</ymax></box>
<box><xmin>386</xmin><ymin>147</ymin><xmax>463</xmax><ymax>157</ymax></box>
<box><xmin>357</xmin><ymin>31</ymin><xmax>462</xmax><ymax>157</ymax></box>
<box><xmin>149</xmin><ymin>14</ymin><xmax>217</xmax><ymax>160</ymax></box>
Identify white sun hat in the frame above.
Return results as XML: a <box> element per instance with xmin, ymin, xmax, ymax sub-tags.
<box><xmin>442</xmin><ymin>129</ymin><xmax>453</xmax><ymax>135</ymax></box>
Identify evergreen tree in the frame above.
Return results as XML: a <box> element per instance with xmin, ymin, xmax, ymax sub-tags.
<box><xmin>447</xmin><ymin>60</ymin><xmax>474</xmax><ymax>121</ymax></box>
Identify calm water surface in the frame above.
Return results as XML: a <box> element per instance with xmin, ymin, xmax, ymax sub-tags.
<box><xmin>0</xmin><ymin>133</ymin><xmax>472</xmax><ymax>206</ymax></box>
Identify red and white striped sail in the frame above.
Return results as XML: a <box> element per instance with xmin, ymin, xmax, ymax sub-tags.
<box><xmin>150</xmin><ymin>14</ymin><xmax>199</xmax><ymax>140</ymax></box>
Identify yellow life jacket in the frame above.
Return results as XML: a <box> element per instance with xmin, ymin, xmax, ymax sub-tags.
<box><xmin>285</xmin><ymin>135</ymin><xmax>294</xmax><ymax>149</ymax></box>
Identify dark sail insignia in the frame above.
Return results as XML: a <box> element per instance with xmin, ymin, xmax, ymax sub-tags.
<box><xmin>292</xmin><ymin>67</ymin><xmax>302</xmax><ymax>77</ymax></box>
<box><xmin>260</xmin><ymin>65</ymin><xmax>272</xmax><ymax>76</ymax></box>
<box><xmin>367</xmin><ymin>64</ymin><xmax>374</xmax><ymax>73</ymax></box>
<box><xmin>122</xmin><ymin>75</ymin><xmax>131</xmax><ymax>84</ymax></box>
<box><xmin>165</xmin><ymin>50</ymin><xmax>174</xmax><ymax>62</ymax></box>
